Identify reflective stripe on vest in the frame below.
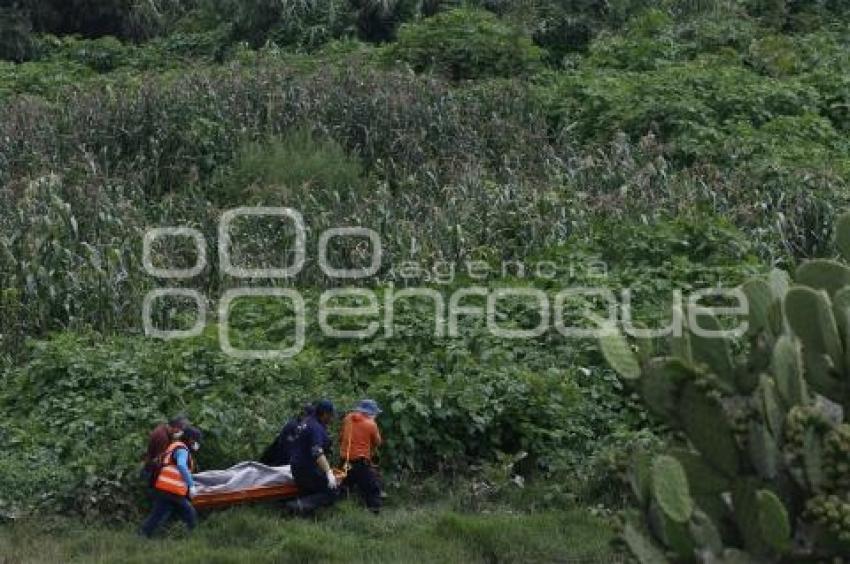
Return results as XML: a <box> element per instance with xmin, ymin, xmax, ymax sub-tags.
<box><xmin>154</xmin><ymin>442</ymin><xmax>191</xmax><ymax>496</ymax></box>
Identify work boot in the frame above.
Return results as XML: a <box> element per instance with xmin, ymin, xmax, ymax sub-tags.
<box><xmin>284</xmin><ymin>497</ymin><xmax>318</xmax><ymax>518</ymax></box>
<box><xmin>283</xmin><ymin>498</ymin><xmax>303</xmax><ymax>516</ymax></box>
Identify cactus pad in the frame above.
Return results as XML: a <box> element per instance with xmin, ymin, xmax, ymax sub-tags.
<box><xmin>598</xmin><ymin>325</ymin><xmax>641</xmax><ymax>380</ymax></box>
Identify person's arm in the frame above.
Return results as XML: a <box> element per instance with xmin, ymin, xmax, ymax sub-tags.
<box><xmin>316</xmin><ymin>454</ymin><xmax>332</xmax><ymax>474</ymax></box>
<box><xmin>310</xmin><ymin>429</ymin><xmax>332</xmax><ymax>472</ymax></box>
<box><xmin>309</xmin><ymin>426</ymin><xmax>337</xmax><ymax>487</ymax></box>
<box><xmin>174</xmin><ymin>448</ymin><xmax>194</xmax><ymax>489</ymax></box>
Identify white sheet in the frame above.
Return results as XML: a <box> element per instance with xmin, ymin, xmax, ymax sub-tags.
<box><xmin>193</xmin><ymin>461</ymin><xmax>294</xmax><ymax>495</ymax></box>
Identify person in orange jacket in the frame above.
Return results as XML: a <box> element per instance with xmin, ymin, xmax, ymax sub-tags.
<box><xmin>339</xmin><ymin>399</ymin><xmax>383</xmax><ymax>513</ymax></box>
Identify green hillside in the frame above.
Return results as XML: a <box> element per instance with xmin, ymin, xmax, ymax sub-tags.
<box><xmin>1</xmin><ymin>1</ymin><xmax>849</xmax><ymax>561</ymax></box>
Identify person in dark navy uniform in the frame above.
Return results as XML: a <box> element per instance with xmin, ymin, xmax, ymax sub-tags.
<box><xmin>286</xmin><ymin>399</ymin><xmax>339</xmax><ymax>515</ymax></box>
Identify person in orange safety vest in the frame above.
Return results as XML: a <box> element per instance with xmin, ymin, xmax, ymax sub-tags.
<box><xmin>140</xmin><ymin>426</ymin><xmax>202</xmax><ymax>537</ymax></box>
<box><xmin>141</xmin><ymin>414</ymin><xmax>189</xmax><ymax>487</ymax></box>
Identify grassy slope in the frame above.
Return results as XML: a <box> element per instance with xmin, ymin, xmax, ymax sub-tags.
<box><xmin>0</xmin><ymin>502</ymin><xmax>620</xmax><ymax>563</ymax></box>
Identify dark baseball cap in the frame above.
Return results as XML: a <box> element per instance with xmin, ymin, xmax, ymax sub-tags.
<box><xmin>182</xmin><ymin>426</ymin><xmax>202</xmax><ymax>443</ymax></box>
<box><xmin>314</xmin><ymin>399</ymin><xmax>336</xmax><ymax>416</ymax></box>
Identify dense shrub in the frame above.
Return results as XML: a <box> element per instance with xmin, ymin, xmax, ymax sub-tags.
<box><xmin>391</xmin><ymin>9</ymin><xmax>543</xmax><ymax>80</ymax></box>
<box><xmin>219</xmin><ymin>129</ymin><xmax>365</xmax><ymax>204</ymax></box>
<box><xmin>747</xmin><ymin>33</ymin><xmax>800</xmax><ymax>76</ymax></box>
<box><xmin>350</xmin><ymin>0</ymin><xmax>420</xmax><ymax>43</ymax></box>
<box><xmin>14</xmin><ymin>0</ymin><xmax>198</xmax><ymax>41</ymax></box>
<box><xmin>200</xmin><ymin>0</ymin><xmax>430</xmax><ymax>50</ymax></box>
<box><xmin>745</xmin><ymin>0</ymin><xmax>850</xmax><ymax>30</ymax></box>
<box><xmin>510</xmin><ymin>0</ymin><xmax>750</xmax><ymax>66</ymax></box>
<box><xmin>58</xmin><ymin>36</ymin><xmax>133</xmax><ymax>73</ymax></box>
<box><xmin>0</xmin><ymin>59</ymin><xmax>95</xmax><ymax>99</ymax></box>
<box><xmin>0</xmin><ymin>31</ymin><xmax>238</xmax><ymax>100</ymax></box>
<box><xmin>537</xmin><ymin>60</ymin><xmax>840</xmax><ymax>166</ymax></box>
<box><xmin>523</xmin><ymin>0</ymin><xmax>658</xmax><ymax>31</ymax></box>
<box><xmin>0</xmin><ymin>303</ymin><xmax>603</xmax><ymax>516</ymax></box>
<box><xmin>805</xmin><ymin>71</ymin><xmax>850</xmax><ymax>133</ymax></box>
<box><xmin>533</xmin><ymin>12</ymin><xmax>595</xmax><ymax>63</ymax></box>
<box><xmin>20</xmin><ymin>0</ymin><xmax>130</xmax><ymax>38</ymax></box>
<box><xmin>583</xmin><ymin>7</ymin><xmax>759</xmax><ymax>71</ymax></box>
<box><xmin>580</xmin><ymin>5</ymin><xmax>850</xmax><ymax>73</ymax></box>
<box><xmin>0</xmin><ymin>7</ymin><xmax>35</xmax><ymax>62</ymax></box>
<box><xmin>206</xmin><ymin>0</ymin><xmax>284</xmax><ymax>46</ymax></box>
<box><xmin>202</xmin><ymin>0</ymin><xmax>351</xmax><ymax>49</ymax></box>
<box><xmin>592</xmin><ymin>215</ymin><xmax>756</xmax><ymax>267</ymax></box>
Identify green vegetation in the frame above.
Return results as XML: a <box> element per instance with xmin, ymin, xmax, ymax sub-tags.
<box><xmin>1</xmin><ymin>0</ymin><xmax>849</xmax><ymax>561</ymax></box>
<box><xmin>599</xmin><ymin>212</ymin><xmax>850</xmax><ymax>559</ymax></box>
<box><xmin>220</xmin><ymin>130</ymin><xmax>365</xmax><ymax>204</ymax></box>
<box><xmin>391</xmin><ymin>9</ymin><xmax>543</xmax><ymax>80</ymax></box>
<box><xmin>0</xmin><ymin>503</ymin><xmax>620</xmax><ymax>563</ymax></box>
<box><xmin>0</xmin><ymin>283</ymin><xmax>661</xmax><ymax>516</ymax></box>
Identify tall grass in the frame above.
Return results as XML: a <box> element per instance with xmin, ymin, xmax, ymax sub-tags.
<box><xmin>0</xmin><ymin>63</ymin><xmax>564</xmax><ymax>356</ymax></box>
<box><xmin>0</xmin><ymin>503</ymin><xmax>622</xmax><ymax>563</ymax></box>
<box><xmin>219</xmin><ymin>128</ymin><xmax>365</xmax><ymax>204</ymax></box>
<box><xmin>0</xmin><ymin>54</ymin><xmax>845</xmax><ymax>358</ymax></box>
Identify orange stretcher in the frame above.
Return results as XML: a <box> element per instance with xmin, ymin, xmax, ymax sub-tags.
<box><xmin>192</xmin><ymin>469</ymin><xmax>346</xmax><ymax>510</ymax></box>
<box><xmin>193</xmin><ymin>482</ymin><xmax>300</xmax><ymax>509</ymax></box>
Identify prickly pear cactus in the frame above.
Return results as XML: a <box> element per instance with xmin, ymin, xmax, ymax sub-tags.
<box><xmin>823</xmin><ymin>425</ymin><xmax>850</xmax><ymax>492</ymax></box>
<box><xmin>805</xmin><ymin>494</ymin><xmax>850</xmax><ymax>550</ymax></box>
<box><xmin>598</xmin><ymin>212</ymin><xmax>850</xmax><ymax>562</ymax></box>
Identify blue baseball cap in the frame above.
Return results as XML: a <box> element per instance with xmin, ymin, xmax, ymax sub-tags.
<box><xmin>354</xmin><ymin>399</ymin><xmax>382</xmax><ymax>417</ymax></box>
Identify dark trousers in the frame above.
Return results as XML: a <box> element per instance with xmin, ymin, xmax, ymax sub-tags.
<box><xmin>140</xmin><ymin>490</ymin><xmax>197</xmax><ymax>537</ymax></box>
<box><xmin>290</xmin><ymin>466</ymin><xmax>338</xmax><ymax>514</ymax></box>
<box><xmin>343</xmin><ymin>460</ymin><xmax>382</xmax><ymax>511</ymax></box>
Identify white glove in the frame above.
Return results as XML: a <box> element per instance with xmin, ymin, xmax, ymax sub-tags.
<box><xmin>189</xmin><ymin>485</ymin><xmax>199</xmax><ymax>498</ymax></box>
<box><xmin>326</xmin><ymin>471</ymin><xmax>338</xmax><ymax>490</ymax></box>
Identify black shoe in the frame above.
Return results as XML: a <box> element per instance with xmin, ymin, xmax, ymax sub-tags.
<box><xmin>285</xmin><ymin>498</ymin><xmax>315</xmax><ymax>518</ymax></box>
<box><xmin>283</xmin><ymin>499</ymin><xmax>302</xmax><ymax>516</ymax></box>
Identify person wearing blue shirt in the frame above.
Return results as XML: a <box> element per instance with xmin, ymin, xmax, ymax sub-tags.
<box><xmin>260</xmin><ymin>404</ymin><xmax>314</xmax><ymax>466</ymax></box>
<box><xmin>287</xmin><ymin>399</ymin><xmax>340</xmax><ymax>515</ymax></box>
<box><xmin>140</xmin><ymin>426</ymin><xmax>202</xmax><ymax>537</ymax></box>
